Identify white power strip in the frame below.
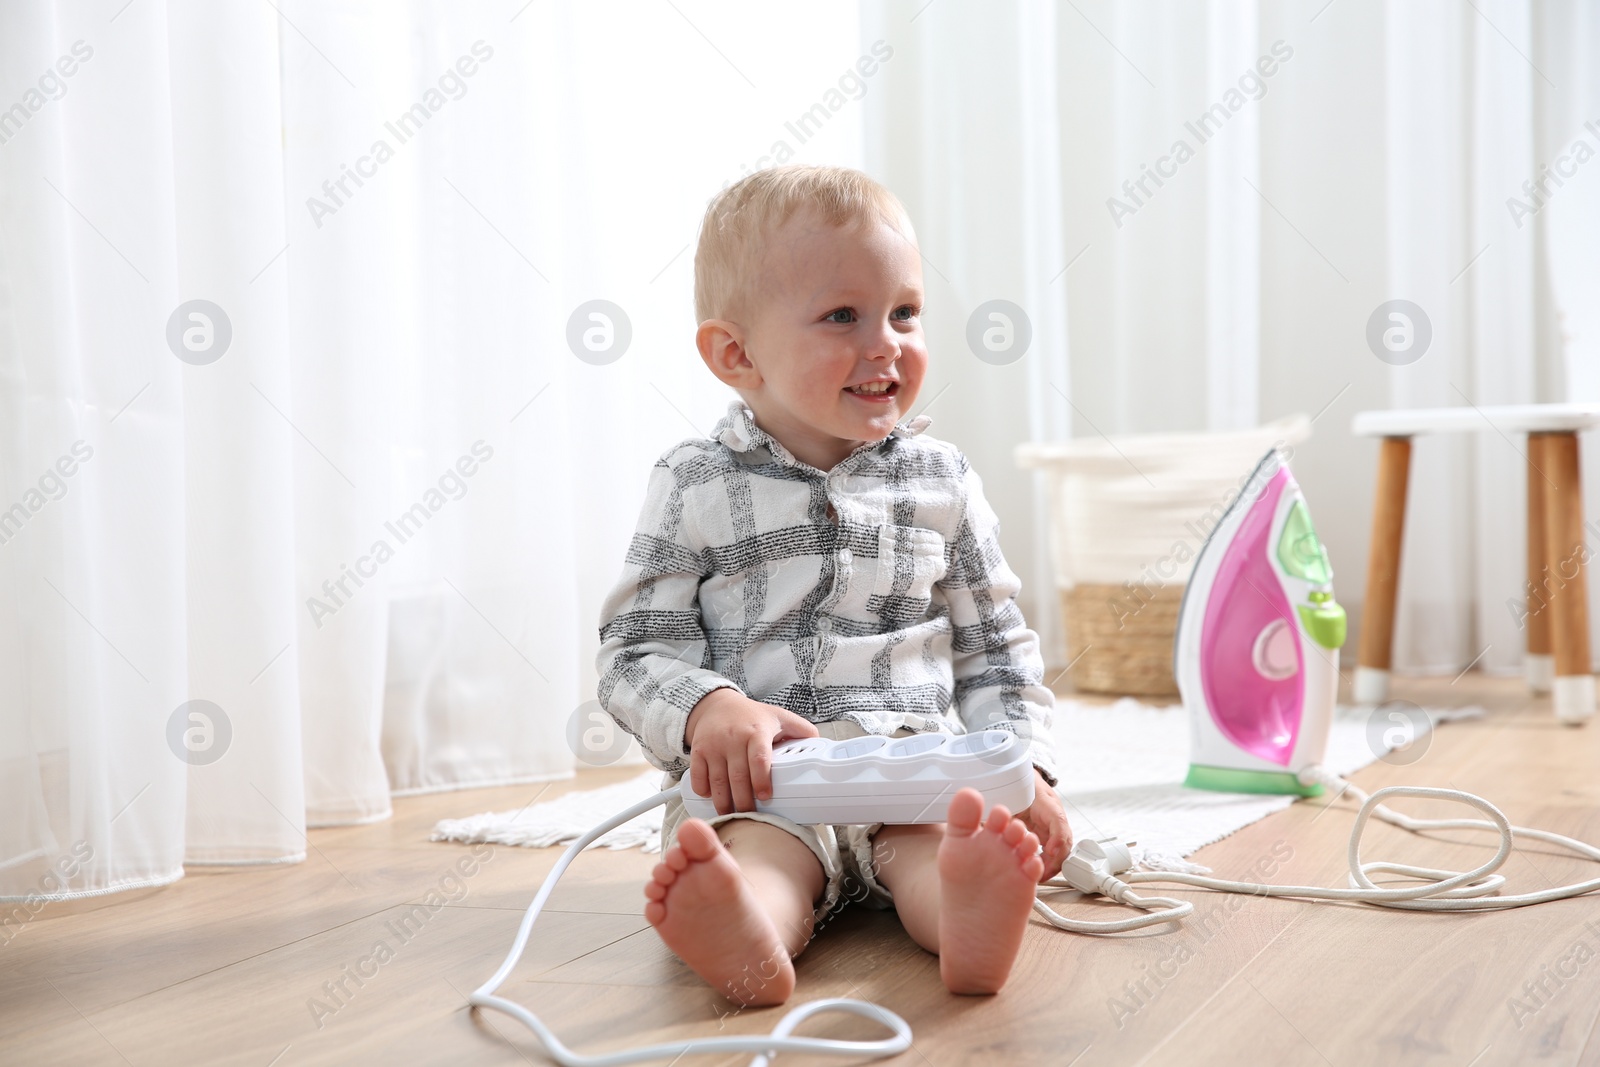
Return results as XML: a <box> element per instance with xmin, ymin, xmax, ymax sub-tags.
<box><xmin>678</xmin><ymin>729</ymin><xmax>1037</xmax><ymax>824</ymax></box>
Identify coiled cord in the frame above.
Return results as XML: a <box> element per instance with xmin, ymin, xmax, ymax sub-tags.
<box><xmin>1056</xmin><ymin>766</ymin><xmax>1600</xmax><ymax>922</ymax></box>
<box><xmin>468</xmin><ymin>787</ymin><xmax>913</xmax><ymax>1067</ymax></box>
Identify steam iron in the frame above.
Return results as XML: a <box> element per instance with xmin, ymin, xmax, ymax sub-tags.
<box><xmin>1175</xmin><ymin>448</ymin><xmax>1347</xmax><ymax>796</ymax></box>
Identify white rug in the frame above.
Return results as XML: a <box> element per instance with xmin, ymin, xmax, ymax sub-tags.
<box><xmin>432</xmin><ymin>699</ymin><xmax>1482</xmax><ymax>869</ymax></box>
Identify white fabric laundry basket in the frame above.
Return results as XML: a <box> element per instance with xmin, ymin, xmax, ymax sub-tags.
<box><xmin>1015</xmin><ymin>415</ymin><xmax>1312</xmax><ymax>695</ymax></box>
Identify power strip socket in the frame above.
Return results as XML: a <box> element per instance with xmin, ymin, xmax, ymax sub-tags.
<box><xmin>680</xmin><ymin>729</ymin><xmax>1037</xmax><ymax>824</ymax></box>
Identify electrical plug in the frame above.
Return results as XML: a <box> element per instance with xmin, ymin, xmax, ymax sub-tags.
<box><xmin>1059</xmin><ymin>837</ymin><xmax>1136</xmax><ymax>897</ymax></box>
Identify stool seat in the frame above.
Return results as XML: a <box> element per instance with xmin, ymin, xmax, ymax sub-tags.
<box><xmin>1350</xmin><ymin>403</ymin><xmax>1595</xmax><ymax>723</ymax></box>
<box><xmin>1352</xmin><ymin>403</ymin><xmax>1600</xmax><ymax>437</ymax></box>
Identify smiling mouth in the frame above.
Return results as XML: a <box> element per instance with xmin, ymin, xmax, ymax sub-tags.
<box><xmin>845</xmin><ymin>381</ymin><xmax>898</xmax><ymax>398</ymax></box>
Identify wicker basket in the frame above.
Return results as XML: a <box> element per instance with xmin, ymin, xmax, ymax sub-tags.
<box><xmin>1017</xmin><ymin>415</ymin><xmax>1313</xmax><ymax>698</ymax></box>
<box><xmin>1062</xmin><ymin>582</ymin><xmax>1184</xmax><ymax>696</ymax></box>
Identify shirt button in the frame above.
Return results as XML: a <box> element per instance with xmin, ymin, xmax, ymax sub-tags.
<box><xmin>839</xmin><ymin>549</ymin><xmax>852</xmax><ymax>564</ymax></box>
<box><xmin>817</xmin><ymin>618</ymin><xmax>832</xmax><ymax>633</ymax></box>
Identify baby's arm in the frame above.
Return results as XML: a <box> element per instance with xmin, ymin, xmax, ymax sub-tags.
<box><xmin>936</xmin><ymin>452</ymin><xmax>1072</xmax><ymax>877</ymax></box>
<box><xmin>596</xmin><ymin>456</ymin><xmax>743</xmax><ymax>775</ymax></box>
<box><xmin>596</xmin><ymin>455</ymin><xmax>816</xmax><ymax>804</ymax></box>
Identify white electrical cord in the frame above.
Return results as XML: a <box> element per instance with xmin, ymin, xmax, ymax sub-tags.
<box><xmin>1031</xmin><ymin>889</ymin><xmax>1196</xmax><ymax>934</ymax></box>
<box><xmin>469</xmin><ymin>787</ymin><xmax>913</xmax><ymax>1067</ymax></box>
<box><xmin>1031</xmin><ymin>837</ymin><xmax>1195</xmax><ymax>933</ymax></box>
<box><xmin>1066</xmin><ymin>765</ymin><xmax>1600</xmax><ymax>918</ymax></box>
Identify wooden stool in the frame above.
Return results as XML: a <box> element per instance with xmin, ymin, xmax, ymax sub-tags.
<box><xmin>1351</xmin><ymin>404</ymin><xmax>1600</xmax><ymax>723</ymax></box>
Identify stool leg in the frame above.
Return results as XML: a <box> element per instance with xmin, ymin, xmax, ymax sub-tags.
<box><xmin>1536</xmin><ymin>431</ymin><xmax>1595</xmax><ymax>724</ymax></box>
<box><xmin>1356</xmin><ymin>436</ymin><xmax>1413</xmax><ymax>703</ymax></box>
<box><xmin>1525</xmin><ymin>441</ymin><xmax>1553</xmax><ymax>693</ymax></box>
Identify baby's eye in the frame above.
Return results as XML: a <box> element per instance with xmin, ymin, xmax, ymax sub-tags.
<box><xmin>825</xmin><ymin>308</ymin><xmax>855</xmax><ymax>324</ymax></box>
<box><xmin>892</xmin><ymin>305</ymin><xmax>920</xmax><ymax>321</ymax></box>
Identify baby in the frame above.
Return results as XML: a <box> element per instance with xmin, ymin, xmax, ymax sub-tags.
<box><xmin>596</xmin><ymin>164</ymin><xmax>1071</xmax><ymax>1004</ymax></box>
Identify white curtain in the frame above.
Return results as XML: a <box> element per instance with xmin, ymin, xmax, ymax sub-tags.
<box><xmin>867</xmin><ymin>0</ymin><xmax>1600</xmax><ymax>679</ymax></box>
<box><xmin>860</xmin><ymin>0</ymin><xmax>1076</xmax><ymax>663</ymax></box>
<box><xmin>1380</xmin><ymin>0</ymin><xmax>1600</xmax><ymax>674</ymax></box>
<box><xmin>1</xmin><ymin>0</ymin><xmax>864</xmax><ymax>899</ymax></box>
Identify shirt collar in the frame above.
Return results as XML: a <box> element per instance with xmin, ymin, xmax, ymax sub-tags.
<box><xmin>712</xmin><ymin>400</ymin><xmax>932</xmax><ymax>470</ymax></box>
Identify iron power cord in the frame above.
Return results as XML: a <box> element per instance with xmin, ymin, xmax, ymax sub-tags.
<box><xmin>1046</xmin><ymin>766</ymin><xmax>1600</xmax><ymax>925</ymax></box>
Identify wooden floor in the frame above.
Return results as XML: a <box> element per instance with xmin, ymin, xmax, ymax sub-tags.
<box><xmin>6</xmin><ymin>674</ymin><xmax>1600</xmax><ymax>1066</ymax></box>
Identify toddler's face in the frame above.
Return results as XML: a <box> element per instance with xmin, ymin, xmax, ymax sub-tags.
<box><xmin>708</xmin><ymin>208</ymin><xmax>926</xmax><ymax>471</ymax></box>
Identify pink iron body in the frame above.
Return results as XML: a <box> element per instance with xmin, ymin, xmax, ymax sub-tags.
<box><xmin>1174</xmin><ymin>448</ymin><xmax>1347</xmax><ymax>796</ymax></box>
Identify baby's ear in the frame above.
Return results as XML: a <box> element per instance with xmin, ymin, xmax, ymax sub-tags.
<box><xmin>697</xmin><ymin>319</ymin><xmax>760</xmax><ymax>387</ymax></box>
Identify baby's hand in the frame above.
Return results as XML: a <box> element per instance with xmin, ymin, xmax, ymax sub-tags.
<box><xmin>1017</xmin><ymin>768</ymin><xmax>1073</xmax><ymax>882</ymax></box>
<box><xmin>684</xmin><ymin>688</ymin><xmax>819</xmax><ymax>815</ymax></box>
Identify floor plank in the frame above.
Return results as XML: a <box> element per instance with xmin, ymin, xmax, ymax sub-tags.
<box><xmin>5</xmin><ymin>675</ymin><xmax>1599</xmax><ymax>1066</ymax></box>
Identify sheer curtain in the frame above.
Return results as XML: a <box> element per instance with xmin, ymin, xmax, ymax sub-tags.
<box><xmin>865</xmin><ymin>0</ymin><xmax>1600</xmax><ymax>679</ymax></box>
<box><xmin>1</xmin><ymin>0</ymin><xmax>864</xmax><ymax>899</ymax></box>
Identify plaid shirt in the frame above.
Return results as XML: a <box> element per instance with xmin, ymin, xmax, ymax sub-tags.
<box><xmin>595</xmin><ymin>400</ymin><xmax>1059</xmax><ymax>786</ymax></box>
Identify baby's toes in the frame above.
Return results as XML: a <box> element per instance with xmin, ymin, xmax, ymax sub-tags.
<box><xmin>1021</xmin><ymin>851</ymin><xmax>1045</xmax><ymax>882</ymax></box>
<box><xmin>1000</xmin><ymin>818</ymin><xmax>1027</xmax><ymax>848</ymax></box>
<box><xmin>1006</xmin><ymin>826</ymin><xmax>1043</xmax><ymax>880</ymax></box>
<box><xmin>946</xmin><ymin>788</ymin><xmax>985</xmax><ymax>835</ymax></box>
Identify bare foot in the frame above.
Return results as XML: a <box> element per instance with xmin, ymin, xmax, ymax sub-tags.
<box><xmin>644</xmin><ymin>818</ymin><xmax>795</xmax><ymax>1006</ymax></box>
<box><xmin>936</xmin><ymin>788</ymin><xmax>1044</xmax><ymax>994</ymax></box>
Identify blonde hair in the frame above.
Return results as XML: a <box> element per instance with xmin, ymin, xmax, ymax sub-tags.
<box><xmin>693</xmin><ymin>165</ymin><xmax>916</xmax><ymax>323</ymax></box>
